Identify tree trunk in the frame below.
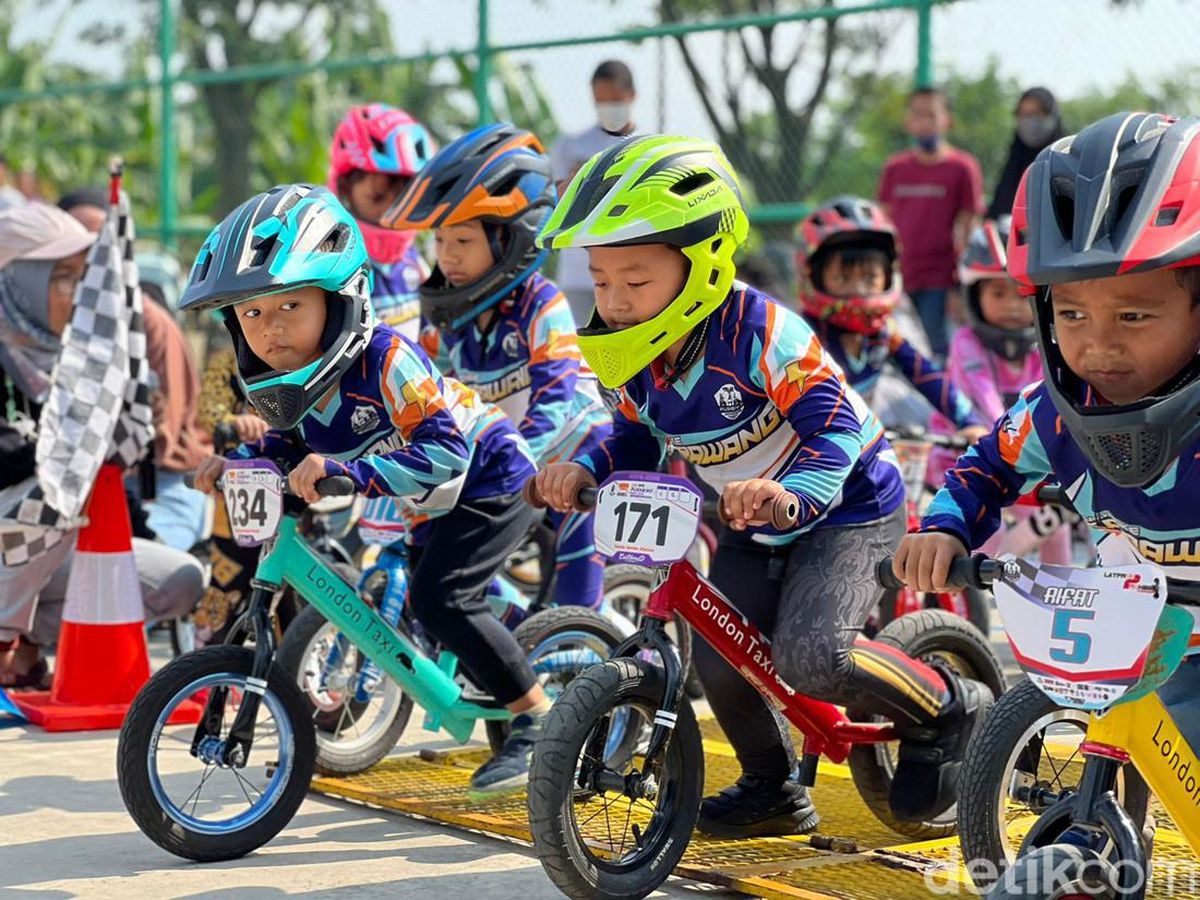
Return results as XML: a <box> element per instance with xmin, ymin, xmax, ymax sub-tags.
<box><xmin>205</xmin><ymin>81</ymin><xmax>262</xmax><ymax>217</ymax></box>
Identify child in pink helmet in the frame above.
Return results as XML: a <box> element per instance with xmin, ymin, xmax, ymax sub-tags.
<box><xmin>328</xmin><ymin>103</ymin><xmax>435</xmax><ymax>339</ymax></box>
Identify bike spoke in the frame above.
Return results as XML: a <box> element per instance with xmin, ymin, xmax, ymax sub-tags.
<box><xmin>186</xmin><ymin>764</ymin><xmax>218</xmax><ymax>816</ymax></box>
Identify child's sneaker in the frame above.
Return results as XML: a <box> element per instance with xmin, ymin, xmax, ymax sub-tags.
<box><xmin>697</xmin><ymin>774</ymin><xmax>821</xmax><ymax>838</ymax></box>
<box><xmin>468</xmin><ymin>711</ymin><xmax>545</xmax><ymax>799</ymax></box>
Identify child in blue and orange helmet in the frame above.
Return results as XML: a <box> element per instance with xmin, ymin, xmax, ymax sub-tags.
<box><xmin>182</xmin><ymin>183</ymin><xmax>552</xmax><ymax>797</ymax></box>
<box><xmin>328</xmin><ymin>104</ymin><xmax>434</xmax><ymax>339</ymax></box>
<box><xmin>383</xmin><ymin>123</ymin><xmax>612</xmax><ymax>616</ymax></box>
<box><xmin>797</xmin><ymin>196</ymin><xmax>986</xmax><ymax>441</ymax></box>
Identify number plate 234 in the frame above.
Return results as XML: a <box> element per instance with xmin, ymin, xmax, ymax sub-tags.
<box><xmin>593</xmin><ymin>472</ymin><xmax>702</xmax><ymax>566</ymax></box>
<box><xmin>222</xmin><ymin>459</ymin><xmax>285</xmax><ymax>547</ymax></box>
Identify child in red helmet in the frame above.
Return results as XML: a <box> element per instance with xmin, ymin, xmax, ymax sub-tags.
<box><xmin>796</xmin><ymin>196</ymin><xmax>987</xmax><ymax>443</ymax></box>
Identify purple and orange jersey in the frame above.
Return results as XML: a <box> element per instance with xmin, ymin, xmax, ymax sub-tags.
<box><xmin>579</xmin><ymin>284</ymin><xmax>905</xmax><ymax>544</ymax></box>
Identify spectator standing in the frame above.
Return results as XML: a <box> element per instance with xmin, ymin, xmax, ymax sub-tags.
<box><xmin>878</xmin><ymin>87</ymin><xmax>984</xmax><ymax>358</ymax></box>
<box><xmin>549</xmin><ymin>60</ymin><xmax>637</xmax><ymax>325</ymax></box>
<box><xmin>986</xmin><ymin>87</ymin><xmax>1065</xmax><ymax>219</ymax></box>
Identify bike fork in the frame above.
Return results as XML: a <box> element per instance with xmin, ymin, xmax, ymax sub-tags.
<box><xmin>192</xmin><ymin>584</ymin><xmax>279</xmax><ymax>768</ymax></box>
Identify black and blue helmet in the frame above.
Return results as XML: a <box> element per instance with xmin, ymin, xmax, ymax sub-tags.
<box><xmin>180</xmin><ymin>184</ymin><xmax>375</xmax><ymax>430</ymax></box>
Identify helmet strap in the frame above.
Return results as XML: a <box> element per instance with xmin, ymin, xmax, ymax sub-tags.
<box><xmin>653</xmin><ymin>315</ymin><xmax>711</xmax><ymax>389</ymax></box>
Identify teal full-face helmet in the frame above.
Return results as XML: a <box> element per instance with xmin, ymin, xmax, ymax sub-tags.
<box><xmin>180</xmin><ymin>184</ymin><xmax>375</xmax><ymax>430</ymax></box>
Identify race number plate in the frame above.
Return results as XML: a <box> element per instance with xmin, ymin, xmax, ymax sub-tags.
<box><xmin>221</xmin><ymin>459</ymin><xmax>285</xmax><ymax>547</ymax></box>
<box><xmin>994</xmin><ymin>558</ymin><xmax>1168</xmax><ymax>710</ymax></box>
<box><xmin>358</xmin><ymin>496</ymin><xmax>407</xmax><ymax>547</ymax></box>
<box><xmin>593</xmin><ymin>472</ymin><xmax>702</xmax><ymax>565</ymax></box>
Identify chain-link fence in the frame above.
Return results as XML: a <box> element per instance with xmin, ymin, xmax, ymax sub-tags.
<box><xmin>2</xmin><ymin>0</ymin><xmax>1199</xmax><ymax>260</ymax></box>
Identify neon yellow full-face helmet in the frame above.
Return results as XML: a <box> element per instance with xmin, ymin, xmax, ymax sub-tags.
<box><xmin>537</xmin><ymin>134</ymin><xmax>749</xmax><ymax>388</ymax></box>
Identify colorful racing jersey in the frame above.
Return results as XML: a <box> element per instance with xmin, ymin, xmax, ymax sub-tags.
<box><xmin>369</xmin><ymin>247</ymin><xmax>428</xmax><ymax>341</ymax></box>
<box><xmin>419</xmin><ymin>273</ymin><xmax>611</xmax><ymax>465</ymax></box>
<box><xmin>922</xmin><ymin>381</ymin><xmax>1200</xmax><ymax>646</ymax></box>
<box><xmin>233</xmin><ymin>324</ymin><xmax>535</xmax><ymax>531</ymax></box>
<box><xmin>806</xmin><ymin>317</ymin><xmax>982</xmax><ymax>429</ymax></box>
<box><xmin>578</xmin><ymin>284</ymin><xmax>905</xmax><ymax>544</ymax></box>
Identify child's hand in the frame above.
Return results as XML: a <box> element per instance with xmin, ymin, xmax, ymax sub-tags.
<box><xmin>234</xmin><ymin>414</ymin><xmax>270</xmax><ymax>444</ymax></box>
<box><xmin>892</xmin><ymin>531</ymin><xmax>969</xmax><ymax>592</ymax></box>
<box><xmin>534</xmin><ymin>463</ymin><xmax>596</xmax><ymax>513</ymax></box>
<box><xmin>721</xmin><ymin>479</ymin><xmax>791</xmax><ymax>531</ymax></box>
<box><xmin>193</xmin><ymin>456</ymin><xmax>227</xmax><ymax>495</ymax></box>
<box><xmin>289</xmin><ymin>453</ymin><xmax>330</xmax><ymax>504</ymax></box>
<box><xmin>956</xmin><ymin>425</ymin><xmax>990</xmax><ymax>446</ymax></box>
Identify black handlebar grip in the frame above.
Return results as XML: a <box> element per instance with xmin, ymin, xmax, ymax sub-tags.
<box><xmin>876</xmin><ymin>553</ymin><xmax>1001</xmax><ymax>591</ymax></box>
<box><xmin>316</xmin><ymin>476</ymin><xmax>357</xmax><ymax>498</ymax></box>
<box><xmin>523</xmin><ymin>477</ymin><xmax>599</xmax><ymax>512</ymax></box>
<box><xmin>575</xmin><ymin>486</ymin><xmax>598</xmax><ymax>511</ymax></box>
<box><xmin>876</xmin><ymin>558</ymin><xmax>905</xmax><ymax>590</ymax></box>
<box><xmin>212</xmin><ymin>421</ymin><xmax>239</xmax><ymax>453</ymax></box>
<box><xmin>1036</xmin><ymin>484</ymin><xmax>1067</xmax><ymax>507</ymax></box>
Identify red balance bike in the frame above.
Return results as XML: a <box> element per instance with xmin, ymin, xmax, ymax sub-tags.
<box><xmin>880</xmin><ymin>427</ymin><xmax>992</xmax><ymax>635</ymax></box>
<box><xmin>524</xmin><ymin>471</ymin><xmax>1005</xmax><ymax>899</ymax></box>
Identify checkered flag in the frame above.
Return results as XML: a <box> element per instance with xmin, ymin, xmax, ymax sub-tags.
<box><xmin>1004</xmin><ymin>557</ymin><xmax>1078</xmax><ymax>603</ymax></box>
<box><xmin>31</xmin><ymin>160</ymin><xmax>151</xmax><ymax>521</ymax></box>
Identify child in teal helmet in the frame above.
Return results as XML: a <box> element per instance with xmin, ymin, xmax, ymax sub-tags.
<box><xmin>184</xmin><ymin>183</ymin><xmax>552</xmax><ymax>796</ymax></box>
<box><xmin>533</xmin><ymin>136</ymin><xmax>993</xmax><ymax>835</ymax></box>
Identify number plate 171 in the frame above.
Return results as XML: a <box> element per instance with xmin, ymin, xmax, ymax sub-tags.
<box><xmin>593</xmin><ymin>472</ymin><xmax>702</xmax><ymax>566</ymax></box>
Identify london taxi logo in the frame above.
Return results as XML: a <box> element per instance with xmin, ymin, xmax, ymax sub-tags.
<box><xmin>351</xmin><ymin>404</ymin><xmax>381</xmax><ymax>434</ymax></box>
<box><xmin>502</xmin><ymin>331</ymin><xmax>521</xmax><ymax>357</ymax></box>
<box><xmin>714</xmin><ymin>383</ymin><xmax>744</xmax><ymax>420</ymax></box>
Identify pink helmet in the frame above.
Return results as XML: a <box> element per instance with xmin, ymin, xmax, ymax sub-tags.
<box><xmin>327</xmin><ymin>104</ymin><xmax>436</xmax><ymax>264</ymax></box>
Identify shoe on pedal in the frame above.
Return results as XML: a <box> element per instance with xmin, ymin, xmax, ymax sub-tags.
<box><xmin>888</xmin><ymin>666</ymin><xmax>993</xmax><ymax>823</ymax></box>
<box><xmin>697</xmin><ymin>773</ymin><xmax>820</xmax><ymax>838</ymax></box>
<box><xmin>468</xmin><ymin>711</ymin><xmax>544</xmax><ymax>800</ymax></box>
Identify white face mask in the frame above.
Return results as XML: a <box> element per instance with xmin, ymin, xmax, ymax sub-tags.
<box><xmin>596</xmin><ymin>102</ymin><xmax>632</xmax><ymax>134</ymax></box>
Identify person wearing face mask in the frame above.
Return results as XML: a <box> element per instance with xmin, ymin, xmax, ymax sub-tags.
<box><xmin>549</xmin><ymin>59</ymin><xmax>637</xmax><ymax>325</ymax></box>
<box><xmin>986</xmin><ymin>87</ymin><xmax>1065</xmax><ymax>220</ymax></box>
<box><xmin>0</xmin><ymin>205</ymin><xmax>204</xmax><ymax>689</ymax></box>
<box><xmin>878</xmin><ymin>87</ymin><xmax>985</xmax><ymax>359</ymax></box>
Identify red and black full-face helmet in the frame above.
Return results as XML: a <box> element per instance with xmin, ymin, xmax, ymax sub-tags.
<box><xmin>1008</xmin><ymin>112</ymin><xmax>1200</xmax><ymax>488</ymax></box>
<box><xmin>796</xmin><ymin>196</ymin><xmax>899</xmax><ymax>335</ymax></box>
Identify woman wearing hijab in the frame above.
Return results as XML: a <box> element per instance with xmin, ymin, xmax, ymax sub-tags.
<box><xmin>986</xmin><ymin>87</ymin><xmax>1065</xmax><ymax>219</ymax></box>
<box><xmin>0</xmin><ymin>204</ymin><xmax>203</xmax><ymax>688</ymax></box>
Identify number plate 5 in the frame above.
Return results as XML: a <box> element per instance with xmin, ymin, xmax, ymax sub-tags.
<box><xmin>222</xmin><ymin>459</ymin><xmax>285</xmax><ymax>546</ymax></box>
<box><xmin>994</xmin><ymin>559</ymin><xmax>1168</xmax><ymax>710</ymax></box>
<box><xmin>593</xmin><ymin>472</ymin><xmax>702</xmax><ymax>565</ymax></box>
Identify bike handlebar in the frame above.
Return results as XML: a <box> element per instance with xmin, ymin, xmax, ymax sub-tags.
<box><xmin>523</xmin><ymin>477</ymin><xmax>799</xmax><ymax>530</ymax></box>
<box><xmin>884</xmin><ymin>426</ymin><xmax>971</xmax><ymax>452</ymax></box>
<box><xmin>212</xmin><ymin>422</ymin><xmax>239</xmax><ymax>453</ymax></box>
<box><xmin>184</xmin><ymin>471</ymin><xmax>357</xmax><ymax>499</ymax></box>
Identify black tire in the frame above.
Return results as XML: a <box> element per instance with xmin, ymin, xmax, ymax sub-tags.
<box><xmin>603</xmin><ymin>564</ymin><xmax>703</xmax><ymax>698</ymax></box>
<box><xmin>878</xmin><ymin>585</ymin><xmax>992</xmax><ymax>637</ymax></box>
<box><xmin>529</xmin><ymin>658</ymin><xmax>704</xmax><ymax>900</ymax></box>
<box><xmin>958</xmin><ymin>678</ymin><xmax>1149</xmax><ymax>890</ymax></box>
<box><xmin>117</xmin><ymin>645</ymin><xmax>316</xmax><ymax>861</ymax></box>
<box><xmin>277</xmin><ymin>604</ymin><xmax>415</xmax><ymax>776</ymax></box>
<box><xmin>987</xmin><ymin>845</ymin><xmax>1118</xmax><ymax>899</ymax></box>
<box><xmin>847</xmin><ymin>609</ymin><xmax>1006</xmax><ymax>840</ymax></box>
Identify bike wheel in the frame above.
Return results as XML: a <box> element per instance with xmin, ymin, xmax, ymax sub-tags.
<box><xmin>877</xmin><ymin>585</ymin><xmax>992</xmax><ymax>637</ymax></box>
<box><xmin>117</xmin><ymin>645</ymin><xmax>315</xmax><ymax>861</ymax></box>
<box><xmin>528</xmin><ymin>658</ymin><xmax>703</xmax><ymax>900</ymax></box>
<box><xmin>987</xmin><ymin>845</ymin><xmax>1119</xmax><ymax>899</ymax></box>
<box><xmin>847</xmin><ymin>609</ymin><xmax>1007</xmax><ymax>840</ymax></box>
<box><xmin>277</xmin><ymin>604</ymin><xmax>414</xmax><ymax>776</ymax></box>
<box><xmin>603</xmin><ymin>564</ymin><xmax>702</xmax><ymax>699</ymax></box>
<box><xmin>957</xmin><ymin>678</ymin><xmax>1148</xmax><ymax>890</ymax></box>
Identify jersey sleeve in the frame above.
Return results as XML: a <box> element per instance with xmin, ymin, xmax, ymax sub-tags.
<box><xmin>920</xmin><ymin>385</ymin><xmax>1056</xmax><ymax>549</ymax></box>
<box><xmin>576</xmin><ymin>388</ymin><xmax>665</xmax><ymax>482</ymax></box>
<box><xmin>519</xmin><ymin>292</ymin><xmax>582</xmax><ymax>461</ymax></box>
<box><xmin>418</xmin><ymin>320</ymin><xmax>454</xmax><ymax>376</ymax></box>
<box><xmin>947</xmin><ymin>328</ymin><xmax>1006</xmax><ymax>424</ymax></box>
<box><xmin>752</xmin><ymin>303</ymin><xmax>877</xmax><ymax>528</ymax></box>
<box><xmin>322</xmin><ymin>339</ymin><xmax>472</xmax><ymax>504</ymax></box>
<box><xmin>887</xmin><ymin>330</ymin><xmax>983</xmax><ymax>428</ymax></box>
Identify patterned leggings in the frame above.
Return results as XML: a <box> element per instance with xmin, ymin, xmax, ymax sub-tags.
<box><xmin>695</xmin><ymin>507</ymin><xmax>950</xmax><ymax>782</ymax></box>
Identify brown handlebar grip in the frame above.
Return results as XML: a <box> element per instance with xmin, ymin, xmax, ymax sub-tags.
<box><xmin>716</xmin><ymin>491</ymin><xmax>800</xmax><ymax>529</ymax></box>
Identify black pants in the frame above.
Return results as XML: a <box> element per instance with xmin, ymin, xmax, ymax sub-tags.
<box><xmin>695</xmin><ymin>508</ymin><xmax>949</xmax><ymax>782</ymax></box>
<box><xmin>408</xmin><ymin>493</ymin><xmax>540</xmax><ymax>706</ymax></box>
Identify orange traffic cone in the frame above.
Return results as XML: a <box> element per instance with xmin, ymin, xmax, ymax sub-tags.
<box><xmin>15</xmin><ymin>464</ymin><xmax>199</xmax><ymax>731</ymax></box>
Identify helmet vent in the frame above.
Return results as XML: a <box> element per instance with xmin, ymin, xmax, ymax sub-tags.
<box><xmin>1111</xmin><ymin>182</ymin><xmax>1140</xmax><ymax>232</ymax></box>
<box><xmin>608</xmin><ymin>204</ymin><xmax>629</xmax><ymax>218</ymax></box>
<box><xmin>319</xmin><ymin>225</ymin><xmax>350</xmax><ymax>254</ymax></box>
<box><xmin>707</xmin><ymin>268</ymin><xmax>720</xmax><ymax>287</ymax></box>
<box><xmin>1050</xmin><ymin>177</ymin><xmax>1076</xmax><ymax>241</ymax></box>
<box><xmin>194</xmin><ymin>252</ymin><xmax>213</xmax><ymax>284</ymax></box>
<box><xmin>1155</xmin><ymin>204</ymin><xmax>1181</xmax><ymax>227</ymax></box>
<box><xmin>248</xmin><ymin>235</ymin><xmax>276</xmax><ymax>269</ymax></box>
<box><xmin>276</xmin><ymin>190</ymin><xmax>303</xmax><ymax>219</ymax></box>
<box><xmin>670</xmin><ymin>172</ymin><xmax>714</xmax><ymax>196</ymax></box>
<box><xmin>371</xmin><ymin>135</ymin><xmax>388</xmax><ymax>156</ymax></box>
<box><xmin>648</xmin><ymin>329</ymin><xmax>670</xmax><ymax>346</ymax></box>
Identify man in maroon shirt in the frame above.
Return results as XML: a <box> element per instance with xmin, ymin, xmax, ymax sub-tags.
<box><xmin>878</xmin><ymin>87</ymin><xmax>984</xmax><ymax>357</ymax></box>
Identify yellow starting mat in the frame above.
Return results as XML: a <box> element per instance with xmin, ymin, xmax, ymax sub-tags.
<box><xmin>309</xmin><ymin>718</ymin><xmax>1196</xmax><ymax>899</ymax></box>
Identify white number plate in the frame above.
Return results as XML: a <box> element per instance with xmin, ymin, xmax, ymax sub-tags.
<box><xmin>994</xmin><ymin>558</ymin><xmax>1167</xmax><ymax>710</ymax></box>
<box><xmin>593</xmin><ymin>472</ymin><xmax>702</xmax><ymax>565</ymax></box>
<box><xmin>222</xmin><ymin>460</ymin><xmax>285</xmax><ymax>547</ymax></box>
